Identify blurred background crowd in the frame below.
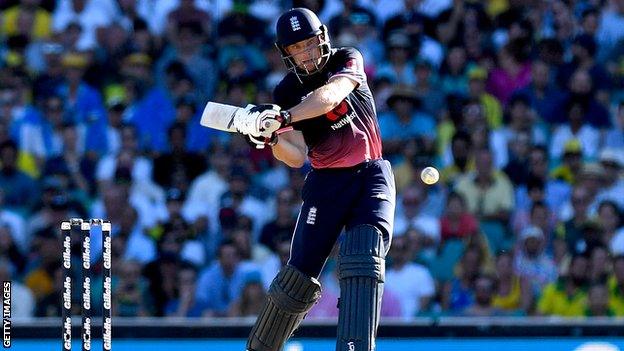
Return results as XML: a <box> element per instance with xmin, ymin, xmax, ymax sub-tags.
<box><xmin>1</xmin><ymin>0</ymin><xmax>624</xmax><ymax>321</ymax></box>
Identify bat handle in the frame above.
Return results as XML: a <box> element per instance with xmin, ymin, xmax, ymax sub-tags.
<box><xmin>276</xmin><ymin>126</ymin><xmax>294</xmax><ymax>135</ymax></box>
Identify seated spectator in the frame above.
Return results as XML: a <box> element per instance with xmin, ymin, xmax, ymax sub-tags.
<box><xmin>486</xmin><ymin>39</ymin><xmax>532</xmax><ymax>105</ymax></box>
<box><xmin>0</xmin><ymin>259</ymin><xmax>34</xmax><ymax>317</ymax></box>
<box><xmin>375</xmin><ymin>32</ymin><xmax>416</xmax><ymax>86</ymax></box>
<box><xmin>0</xmin><ymin>140</ymin><xmax>39</xmax><ymax>212</ymax></box>
<box><xmin>440</xmin><ymin>192</ymin><xmax>479</xmax><ymax>243</ymax></box>
<box><xmin>514</xmin><ymin>226</ymin><xmax>558</xmax><ymax>300</ymax></box>
<box><xmin>386</xmin><ymin>235</ymin><xmax>435</xmax><ymax>319</ymax></box>
<box><xmin>492</xmin><ymin>251</ymin><xmax>531</xmax><ymax>313</ymax></box>
<box><xmin>440</xmin><ymin>130</ymin><xmax>474</xmax><ymax>186</ymax></box>
<box><xmin>0</xmin><ymin>224</ymin><xmax>27</xmax><ymax>275</ymax></box>
<box><xmin>463</xmin><ymin>274</ymin><xmax>501</xmax><ymax>316</ymax></box>
<box><xmin>23</xmin><ymin>227</ymin><xmax>61</xmax><ymax>302</ymax></box>
<box><xmin>515</xmin><ymin>59</ymin><xmax>563</xmax><ymax>124</ymax></box>
<box><xmin>608</xmin><ymin>256</ymin><xmax>624</xmax><ymax>316</ymax></box>
<box><xmin>438</xmin><ymin>44</ymin><xmax>469</xmax><ymax>97</ymax></box>
<box><xmin>259</xmin><ymin>188</ymin><xmax>297</xmax><ymax>252</ymax></box>
<box><xmin>604</xmin><ymin>100</ymin><xmax>624</xmax><ymax>149</ymax></box>
<box><xmin>551</xmin><ymin>69</ymin><xmax>610</xmax><ymax>128</ymax></box>
<box><xmin>466</xmin><ymin>66</ymin><xmax>502</xmax><ymax>130</ymax></box>
<box><xmin>165</xmin><ymin>261</ymin><xmax>206</xmax><ymax>317</ymax></box>
<box><xmin>378</xmin><ymin>86</ymin><xmax>435</xmax><ymax>158</ymax></box>
<box><xmin>152</xmin><ymin>122</ymin><xmax>206</xmax><ymax>191</ymax></box>
<box><xmin>537</xmin><ymin>253</ymin><xmax>589</xmax><ymax>317</ymax></box>
<box><xmin>228</xmin><ymin>272</ymin><xmax>267</xmax><ymax>318</ymax></box>
<box><xmin>596</xmin><ymin>200</ymin><xmax>623</xmax><ymax>246</ymax></box>
<box><xmin>556</xmin><ymin>186</ymin><xmax>593</xmax><ymax>251</ymax></box>
<box><xmin>113</xmin><ymin>259</ymin><xmax>151</xmax><ymax>317</ymax></box>
<box><xmin>195</xmin><ymin>240</ymin><xmax>258</xmax><ymax>317</ymax></box>
<box><xmin>413</xmin><ymin>58</ymin><xmax>445</xmax><ymax>119</ymax></box>
<box><xmin>550</xmin><ymin>141</ymin><xmax>584</xmax><ymax>188</ymax></box>
<box><xmin>590</xmin><ymin>149</ymin><xmax>624</xmax><ymax>211</ymax></box>
<box><xmin>589</xmin><ymin>245</ymin><xmax>611</xmax><ymax>284</ymax></box>
<box><xmin>585</xmin><ymin>283</ymin><xmax>615</xmax><ymax>316</ymax></box>
<box><xmin>394</xmin><ymin>182</ymin><xmax>444</xmax><ymax>235</ymax></box>
<box><xmin>550</xmin><ymin>102</ymin><xmax>600</xmax><ymax>162</ymax></box>
<box><xmin>455</xmin><ymin>147</ymin><xmax>514</xmax><ymax>252</ymax></box>
<box><xmin>442</xmin><ymin>245</ymin><xmax>485</xmax><ymax>313</ymax></box>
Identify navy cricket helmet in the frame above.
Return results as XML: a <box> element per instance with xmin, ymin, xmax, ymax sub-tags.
<box><xmin>275</xmin><ymin>8</ymin><xmax>332</xmax><ymax>78</ymax></box>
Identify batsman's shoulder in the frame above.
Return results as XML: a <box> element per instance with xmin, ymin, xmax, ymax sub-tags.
<box><xmin>333</xmin><ymin>46</ymin><xmax>363</xmax><ymax>60</ymax></box>
<box><xmin>272</xmin><ymin>73</ymin><xmax>300</xmax><ymax>108</ymax></box>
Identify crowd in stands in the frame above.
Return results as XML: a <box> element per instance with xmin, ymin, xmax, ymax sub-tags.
<box><xmin>1</xmin><ymin>0</ymin><xmax>624</xmax><ymax>320</ymax></box>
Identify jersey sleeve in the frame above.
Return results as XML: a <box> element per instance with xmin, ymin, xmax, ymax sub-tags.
<box><xmin>330</xmin><ymin>47</ymin><xmax>366</xmax><ymax>86</ymax></box>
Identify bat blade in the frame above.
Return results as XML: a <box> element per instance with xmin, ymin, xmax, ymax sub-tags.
<box><xmin>200</xmin><ymin>102</ymin><xmax>241</xmax><ymax>132</ymax></box>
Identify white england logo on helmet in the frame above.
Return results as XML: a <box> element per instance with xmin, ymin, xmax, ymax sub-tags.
<box><xmin>290</xmin><ymin>16</ymin><xmax>301</xmax><ymax>31</ymax></box>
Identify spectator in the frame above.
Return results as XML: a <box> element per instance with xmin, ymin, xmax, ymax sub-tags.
<box><xmin>609</xmin><ymin>255</ymin><xmax>624</xmax><ymax>316</ymax></box>
<box><xmin>589</xmin><ymin>245</ymin><xmax>611</xmax><ymax>284</ymax></box>
<box><xmin>152</xmin><ymin>122</ymin><xmax>206</xmax><ymax>190</ymax></box>
<box><xmin>591</xmin><ymin>149</ymin><xmax>624</xmax><ymax>211</ymax></box>
<box><xmin>259</xmin><ymin>188</ymin><xmax>297</xmax><ymax>252</ymax></box>
<box><xmin>586</xmin><ymin>283</ymin><xmax>615</xmax><ymax>316</ymax></box>
<box><xmin>413</xmin><ymin>58</ymin><xmax>445</xmax><ymax>118</ymax></box>
<box><xmin>492</xmin><ymin>251</ymin><xmax>531</xmax><ymax>314</ymax></box>
<box><xmin>228</xmin><ymin>272</ymin><xmax>267</xmax><ymax>318</ymax></box>
<box><xmin>386</xmin><ymin>235</ymin><xmax>435</xmax><ymax>319</ymax></box>
<box><xmin>440</xmin><ymin>130</ymin><xmax>473</xmax><ymax>186</ymax></box>
<box><xmin>550</xmin><ymin>101</ymin><xmax>601</xmax><ymax>161</ymax></box>
<box><xmin>378</xmin><ymin>86</ymin><xmax>436</xmax><ymax>157</ymax></box>
<box><xmin>514</xmin><ymin>226</ymin><xmax>558</xmax><ymax>301</ymax></box>
<box><xmin>0</xmin><ymin>140</ymin><xmax>39</xmax><ymax>212</ymax></box>
<box><xmin>195</xmin><ymin>240</ymin><xmax>258</xmax><ymax>317</ymax></box>
<box><xmin>537</xmin><ymin>253</ymin><xmax>589</xmax><ymax>317</ymax></box>
<box><xmin>455</xmin><ymin>147</ymin><xmax>514</xmax><ymax>252</ymax></box>
<box><xmin>463</xmin><ymin>274</ymin><xmax>500</xmax><ymax>316</ymax></box>
<box><xmin>439</xmin><ymin>191</ymin><xmax>479</xmax><ymax>243</ymax></box>
<box><xmin>550</xmin><ymin>139</ymin><xmax>584</xmax><ymax>186</ymax></box>
<box><xmin>442</xmin><ymin>245</ymin><xmax>484</xmax><ymax>313</ymax></box>
<box><xmin>375</xmin><ymin>32</ymin><xmax>416</xmax><ymax>86</ymax></box>
<box><xmin>0</xmin><ymin>259</ymin><xmax>34</xmax><ymax>317</ymax></box>
<box><xmin>466</xmin><ymin>66</ymin><xmax>502</xmax><ymax>130</ymax></box>
<box><xmin>515</xmin><ymin>59</ymin><xmax>563</xmax><ymax>124</ymax></box>
<box><xmin>114</xmin><ymin>259</ymin><xmax>151</xmax><ymax>316</ymax></box>
<box><xmin>165</xmin><ymin>262</ymin><xmax>206</xmax><ymax>317</ymax></box>
<box><xmin>2</xmin><ymin>0</ymin><xmax>52</xmax><ymax>41</ymax></box>
<box><xmin>486</xmin><ymin>39</ymin><xmax>532</xmax><ymax>105</ymax></box>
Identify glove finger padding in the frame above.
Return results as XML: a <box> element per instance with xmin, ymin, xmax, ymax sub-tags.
<box><xmin>250</xmin><ymin>104</ymin><xmax>283</xmax><ymax>137</ymax></box>
<box><xmin>245</xmin><ymin>133</ymin><xmax>278</xmax><ymax>149</ymax></box>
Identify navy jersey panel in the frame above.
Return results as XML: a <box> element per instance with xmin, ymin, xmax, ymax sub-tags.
<box><xmin>273</xmin><ymin>47</ymin><xmax>383</xmax><ymax>169</ymax></box>
<box><xmin>287</xmin><ymin>159</ymin><xmax>395</xmax><ymax>278</ymax></box>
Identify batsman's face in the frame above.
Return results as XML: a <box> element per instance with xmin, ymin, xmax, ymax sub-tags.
<box><xmin>286</xmin><ymin>36</ymin><xmax>323</xmax><ymax>72</ymax></box>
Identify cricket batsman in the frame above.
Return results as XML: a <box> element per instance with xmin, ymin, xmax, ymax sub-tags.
<box><xmin>231</xmin><ymin>7</ymin><xmax>396</xmax><ymax>351</ymax></box>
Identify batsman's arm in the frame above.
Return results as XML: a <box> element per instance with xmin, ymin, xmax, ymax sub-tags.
<box><xmin>285</xmin><ymin>76</ymin><xmax>357</xmax><ymax>123</ymax></box>
<box><xmin>272</xmin><ymin>130</ymin><xmax>307</xmax><ymax>168</ymax></box>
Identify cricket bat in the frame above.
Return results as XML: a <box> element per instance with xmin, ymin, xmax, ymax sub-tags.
<box><xmin>200</xmin><ymin>102</ymin><xmax>293</xmax><ymax>134</ymax></box>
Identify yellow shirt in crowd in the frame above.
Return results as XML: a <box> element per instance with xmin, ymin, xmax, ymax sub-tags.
<box><xmin>537</xmin><ymin>281</ymin><xmax>587</xmax><ymax>317</ymax></box>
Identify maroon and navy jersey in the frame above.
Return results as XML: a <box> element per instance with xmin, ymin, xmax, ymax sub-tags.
<box><xmin>273</xmin><ymin>47</ymin><xmax>383</xmax><ymax>169</ymax></box>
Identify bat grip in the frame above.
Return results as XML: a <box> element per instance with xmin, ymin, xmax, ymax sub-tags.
<box><xmin>276</xmin><ymin>126</ymin><xmax>294</xmax><ymax>135</ymax></box>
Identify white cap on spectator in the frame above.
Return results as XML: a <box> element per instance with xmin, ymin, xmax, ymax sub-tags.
<box><xmin>520</xmin><ymin>226</ymin><xmax>544</xmax><ymax>241</ymax></box>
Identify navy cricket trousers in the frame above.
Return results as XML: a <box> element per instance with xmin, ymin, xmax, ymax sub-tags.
<box><xmin>288</xmin><ymin>159</ymin><xmax>396</xmax><ymax>279</ymax></box>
